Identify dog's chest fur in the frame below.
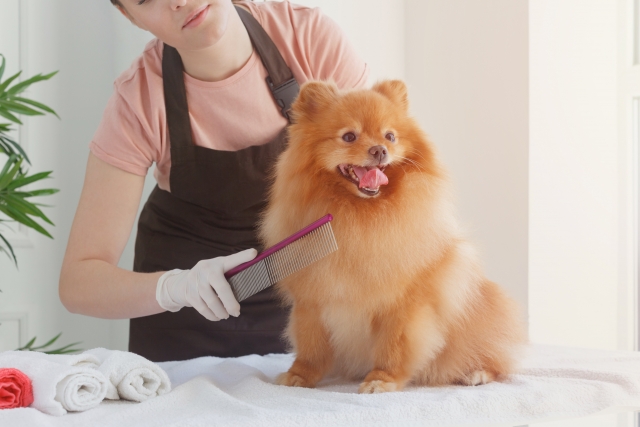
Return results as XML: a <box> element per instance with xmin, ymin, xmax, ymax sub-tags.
<box><xmin>320</xmin><ymin>304</ymin><xmax>375</xmax><ymax>379</ymax></box>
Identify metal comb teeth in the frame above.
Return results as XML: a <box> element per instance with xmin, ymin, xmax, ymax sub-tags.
<box><xmin>226</xmin><ymin>215</ymin><xmax>338</xmax><ymax>302</ymax></box>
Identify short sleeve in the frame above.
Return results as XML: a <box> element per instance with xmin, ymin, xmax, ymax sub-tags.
<box><xmin>89</xmin><ymin>87</ymin><xmax>156</xmax><ymax>177</ymax></box>
<box><xmin>294</xmin><ymin>6</ymin><xmax>369</xmax><ymax>89</ymax></box>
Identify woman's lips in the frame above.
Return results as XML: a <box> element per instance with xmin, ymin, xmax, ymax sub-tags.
<box><xmin>183</xmin><ymin>5</ymin><xmax>210</xmax><ymax>29</ymax></box>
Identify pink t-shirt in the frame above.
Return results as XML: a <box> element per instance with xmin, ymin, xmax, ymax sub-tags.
<box><xmin>89</xmin><ymin>0</ymin><xmax>369</xmax><ymax>192</ymax></box>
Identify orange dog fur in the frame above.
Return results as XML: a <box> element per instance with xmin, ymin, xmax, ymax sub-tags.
<box><xmin>258</xmin><ymin>79</ymin><xmax>526</xmax><ymax>394</ymax></box>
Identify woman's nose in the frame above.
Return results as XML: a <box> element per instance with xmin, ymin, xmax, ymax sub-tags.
<box><xmin>170</xmin><ymin>0</ymin><xmax>188</xmax><ymax>10</ymax></box>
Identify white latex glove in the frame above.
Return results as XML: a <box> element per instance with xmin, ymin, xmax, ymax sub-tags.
<box><xmin>155</xmin><ymin>248</ymin><xmax>257</xmax><ymax>321</ymax></box>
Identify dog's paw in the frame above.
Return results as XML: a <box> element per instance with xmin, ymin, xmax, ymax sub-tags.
<box><xmin>276</xmin><ymin>371</ymin><xmax>316</xmax><ymax>388</ymax></box>
<box><xmin>358</xmin><ymin>379</ymin><xmax>397</xmax><ymax>394</ymax></box>
<box><xmin>461</xmin><ymin>370</ymin><xmax>495</xmax><ymax>386</ymax></box>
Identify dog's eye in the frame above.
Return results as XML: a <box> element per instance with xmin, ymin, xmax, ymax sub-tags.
<box><xmin>385</xmin><ymin>132</ymin><xmax>396</xmax><ymax>143</ymax></box>
<box><xmin>342</xmin><ymin>132</ymin><xmax>357</xmax><ymax>143</ymax></box>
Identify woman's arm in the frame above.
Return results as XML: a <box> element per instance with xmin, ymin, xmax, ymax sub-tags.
<box><xmin>59</xmin><ymin>152</ymin><xmax>165</xmax><ymax>319</ymax></box>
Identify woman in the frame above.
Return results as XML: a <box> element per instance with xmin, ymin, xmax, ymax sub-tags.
<box><xmin>58</xmin><ymin>0</ymin><xmax>368</xmax><ymax>362</ymax></box>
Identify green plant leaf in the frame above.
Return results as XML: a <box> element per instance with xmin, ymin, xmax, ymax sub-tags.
<box><xmin>5</xmin><ymin>171</ymin><xmax>53</xmax><ymax>190</ymax></box>
<box><xmin>0</xmin><ymin>71</ymin><xmax>21</xmax><ymax>94</ymax></box>
<box><xmin>0</xmin><ymin>55</ymin><xmax>5</xmax><ymax>82</ymax></box>
<box><xmin>0</xmin><ymin>108</ymin><xmax>22</xmax><ymax>125</ymax></box>
<box><xmin>31</xmin><ymin>203</ymin><xmax>56</xmax><ymax>209</ymax></box>
<box><xmin>11</xmin><ymin>189</ymin><xmax>59</xmax><ymax>198</ymax></box>
<box><xmin>0</xmin><ymin>156</ymin><xmax>22</xmax><ymax>190</ymax></box>
<box><xmin>0</xmin><ymin>154</ymin><xmax>18</xmax><ymax>176</ymax></box>
<box><xmin>13</xmin><ymin>97</ymin><xmax>59</xmax><ymax>118</ymax></box>
<box><xmin>0</xmin><ymin>134</ymin><xmax>30</xmax><ymax>163</ymax></box>
<box><xmin>0</xmin><ymin>231</ymin><xmax>17</xmax><ymax>266</ymax></box>
<box><xmin>0</xmin><ymin>204</ymin><xmax>53</xmax><ymax>238</ymax></box>
<box><xmin>30</xmin><ymin>332</ymin><xmax>61</xmax><ymax>350</ymax></box>
<box><xmin>19</xmin><ymin>336</ymin><xmax>37</xmax><ymax>350</ymax></box>
<box><xmin>4</xmin><ymin>194</ymin><xmax>55</xmax><ymax>226</ymax></box>
<box><xmin>15</xmin><ymin>334</ymin><xmax>82</xmax><ymax>354</ymax></box>
<box><xmin>44</xmin><ymin>342</ymin><xmax>83</xmax><ymax>354</ymax></box>
<box><xmin>5</xmin><ymin>71</ymin><xmax>58</xmax><ymax>96</ymax></box>
<box><xmin>0</xmin><ymin>56</ymin><xmax>59</xmax><ymax>273</ymax></box>
<box><xmin>2</xmin><ymin>194</ymin><xmax>54</xmax><ymax>226</ymax></box>
<box><xmin>0</xmin><ymin>100</ymin><xmax>44</xmax><ymax>116</ymax></box>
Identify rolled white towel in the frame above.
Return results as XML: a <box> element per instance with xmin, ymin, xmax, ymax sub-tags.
<box><xmin>0</xmin><ymin>351</ymin><xmax>108</xmax><ymax>416</ymax></box>
<box><xmin>41</xmin><ymin>351</ymin><xmax>100</xmax><ymax>368</ymax></box>
<box><xmin>84</xmin><ymin>348</ymin><xmax>171</xmax><ymax>402</ymax></box>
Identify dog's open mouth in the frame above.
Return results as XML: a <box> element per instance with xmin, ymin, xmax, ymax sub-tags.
<box><xmin>337</xmin><ymin>164</ymin><xmax>389</xmax><ymax>196</ymax></box>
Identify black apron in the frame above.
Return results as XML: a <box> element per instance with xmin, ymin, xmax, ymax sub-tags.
<box><xmin>130</xmin><ymin>6</ymin><xmax>299</xmax><ymax>362</ymax></box>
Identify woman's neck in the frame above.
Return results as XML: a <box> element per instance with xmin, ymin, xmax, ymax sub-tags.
<box><xmin>177</xmin><ymin>5</ymin><xmax>253</xmax><ymax>83</ymax></box>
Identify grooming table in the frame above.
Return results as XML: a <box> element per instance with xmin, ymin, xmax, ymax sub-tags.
<box><xmin>1</xmin><ymin>344</ymin><xmax>639</xmax><ymax>427</ymax></box>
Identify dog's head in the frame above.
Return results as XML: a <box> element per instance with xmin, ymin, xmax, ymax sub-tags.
<box><xmin>286</xmin><ymin>79</ymin><xmax>438</xmax><ymax>199</ymax></box>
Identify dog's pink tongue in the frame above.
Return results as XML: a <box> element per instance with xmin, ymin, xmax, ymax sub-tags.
<box><xmin>354</xmin><ymin>166</ymin><xmax>389</xmax><ymax>189</ymax></box>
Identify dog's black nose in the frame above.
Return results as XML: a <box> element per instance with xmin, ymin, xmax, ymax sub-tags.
<box><xmin>369</xmin><ymin>145</ymin><xmax>388</xmax><ymax>163</ymax></box>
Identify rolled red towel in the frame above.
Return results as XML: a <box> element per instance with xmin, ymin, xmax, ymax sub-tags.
<box><xmin>0</xmin><ymin>368</ymin><xmax>34</xmax><ymax>409</ymax></box>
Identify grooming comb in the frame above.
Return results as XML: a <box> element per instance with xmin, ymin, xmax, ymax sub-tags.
<box><xmin>224</xmin><ymin>214</ymin><xmax>338</xmax><ymax>302</ymax></box>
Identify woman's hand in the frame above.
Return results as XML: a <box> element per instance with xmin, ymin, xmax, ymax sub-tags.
<box><xmin>156</xmin><ymin>249</ymin><xmax>257</xmax><ymax>320</ymax></box>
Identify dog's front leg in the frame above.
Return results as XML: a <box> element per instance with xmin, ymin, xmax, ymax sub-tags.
<box><xmin>359</xmin><ymin>306</ymin><xmax>441</xmax><ymax>394</ymax></box>
<box><xmin>277</xmin><ymin>303</ymin><xmax>333</xmax><ymax>388</ymax></box>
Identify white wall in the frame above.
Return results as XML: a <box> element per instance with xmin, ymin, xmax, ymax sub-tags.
<box><xmin>296</xmin><ymin>0</ymin><xmax>404</xmax><ymax>81</ymax></box>
<box><xmin>528</xmin><ymin>0</ymin><xmax>625</xmax><ymax>351</ymax></box>
<box><xmin>405</xmin><ymin>0</ymin><xmax>634</xmax><ymax>352</ymax></box>
<box><xmin>404</xmin><ymin>0</ymin><xmax>530</xmax><ymax>324</ymax></box>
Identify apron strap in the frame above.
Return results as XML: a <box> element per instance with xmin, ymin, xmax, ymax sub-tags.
<box><xmin>161</xmin><ymin>4</ymin><xmax>299</xmax><ymax>157</ymax></box>
<box><xmin>235</xmin><ymin>5</ymin><xmax>292</xmax><ymax>88</ymax></box>
<box><xmin>161</xmin><ymin>5</ymin><xmax>300</xmax><ymax>186</ymax></box>
<box><xmin>235</xmin><ymin>6</ymin><xmax>300</xmax><ymax>121</ymax></box>
<box><xmin>162</xmin><ymin>46</ymin><xmax>191</xmax><ymax>165</ymax></box>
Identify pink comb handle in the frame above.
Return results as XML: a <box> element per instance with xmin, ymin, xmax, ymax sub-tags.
<box><xmin>224</xmin><ymin>214</ymin><xmax>334</xmax><ymax>279</ymax></box>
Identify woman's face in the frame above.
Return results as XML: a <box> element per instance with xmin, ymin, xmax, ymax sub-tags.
<box><xmin>117</xmin><ymin>0</ymin><xmax>235</xmax><ymax>51</ymax></box>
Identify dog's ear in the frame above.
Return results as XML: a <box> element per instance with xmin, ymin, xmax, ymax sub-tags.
<box><xmin>372</xmin><ymin>80</ymin><xmax>409</xmax><ymax>111</ymax></box>
<box><xmin>291</xmin><ymin>80</ymin><xmax>340</xmax><ymax>121</ymax></box>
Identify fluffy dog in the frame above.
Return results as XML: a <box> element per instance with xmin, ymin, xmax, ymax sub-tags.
<box><xmin>258</xmin><ymin>79</ymin><xmax>525</xmax><ymax>394</ymax></box>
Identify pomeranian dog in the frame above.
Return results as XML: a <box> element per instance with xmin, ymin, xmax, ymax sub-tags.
<box><xmin>258</xmin><ymin>79</ymin><xmax>525</xmax><ymax>394</ymax></box>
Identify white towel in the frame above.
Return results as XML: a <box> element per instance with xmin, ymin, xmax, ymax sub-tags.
<box><xmin>0</xmin><ymin>345</ymin><xmax>639</xmax><ymax>426</ymax></box>
<box><xmin>25</xmin><ymin>352</ymin><xmax>97</xmax><ymax>367</ymax></box>
<box><xmin>0</xmin><ymin>351</ymin><xmax>108</xmax><ymax>416</ymax></box>
<box><xmin>84</xmin><ymin>348</ymin><xmax>171</xmax><ymax>402</ymax></box>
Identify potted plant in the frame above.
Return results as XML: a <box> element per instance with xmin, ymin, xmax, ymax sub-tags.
<box><xmin>0</xmin><ymin>54</ymin><xmax>80</xmax><ymax>354</ymax></box>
